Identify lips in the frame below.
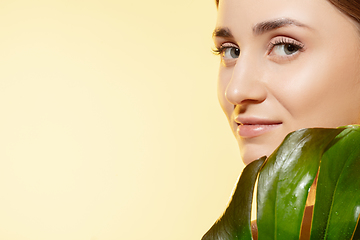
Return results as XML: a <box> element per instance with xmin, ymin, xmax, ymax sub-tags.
<box><xmin>235</xmin><ymin>117</ymin><xmax>282</xmax><ymax>138</ymax></box>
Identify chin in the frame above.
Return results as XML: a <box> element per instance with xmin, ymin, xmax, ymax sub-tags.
<box><xmin>238</xmin><ymin>128</ymin><xmax>291</xmax><ymax>165</ymax></box>
<box><xmin>239</xmin><ymin>142</ymin><xmax>281</xmax><ymax>165</ymax></box>
<box><xmin>241</xmin><ymin>149</ymin><xmax>268</xmax><ymax>165</ymax></box>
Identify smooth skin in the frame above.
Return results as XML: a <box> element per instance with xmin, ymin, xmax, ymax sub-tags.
<box><xmin>214</xmin><ymin>0</ymin><xmax>360</xmax><ymax>165</ymax></box>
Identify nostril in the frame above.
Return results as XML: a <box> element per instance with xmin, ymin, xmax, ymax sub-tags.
<box><xmin>225</xmin><ymin>85</ymin><xmax>267</xmax><ymax>106</ymax></box>
<box><xmin>233</xmin><ymin>104</ymin><xmax>248</xmax><ymax>114</ymax></box>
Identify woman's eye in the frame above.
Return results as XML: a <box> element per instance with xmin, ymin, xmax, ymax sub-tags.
<box><xmin>223</xmin><ymin>47</ymin><xmax>240</xmax><ymax>59</ymax></box>
<box><xmin>268</xmin><ymin>37</ymin><xmax>305</xmax><ymax>61</ymax></box>
<box><xmin>213</xmin><ymin>43</ymin><xmax>240</xmax><ymax>66</ymax></box>
<box><xmin>214</xmin><ymin>43</ymin><xmax>240</xmax><ymax>67</ymax></box>
<box><xmin>272</xmin><ymin>43</ymin><xmax>300</xmax><ymax>56</ymax></box>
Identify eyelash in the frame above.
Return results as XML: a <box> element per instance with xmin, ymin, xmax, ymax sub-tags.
<box><xmin>268</xmin><ymin>37</ymin><xmax>305</xmax><ymax>53</ymax></box>
<box><xmin>212</xmin><ymin>46</ymin><xmax>224</xmax><ymax>55</ymax></box>
<box><xmin>212</xmin><ymin>44</ymin><xmax>237</xmax><ymax>56</ymax></box>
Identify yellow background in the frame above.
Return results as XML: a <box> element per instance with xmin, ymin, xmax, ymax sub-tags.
<box><xmin>0</xmin><ymin>0</ymin><xmax>245</xmax><ymax>239</ymax></box>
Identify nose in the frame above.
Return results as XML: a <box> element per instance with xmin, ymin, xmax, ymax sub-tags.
<box><xmin>225</xmin><ymin>55</ymin><xmax>267</xmax><ymax>106</ymax></box>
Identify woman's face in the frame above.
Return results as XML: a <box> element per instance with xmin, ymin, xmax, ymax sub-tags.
<box><xmin>214</xmin><ymin>0</ymin><xmax>360</xmax><ymax>164</ymax></box>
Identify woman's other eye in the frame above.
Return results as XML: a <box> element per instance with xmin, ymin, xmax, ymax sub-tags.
<box><xmin>223</xmin><ymin>47</ymin><xmax>240</xmax><ymax>59</ymax></box>
<box><xmin>268</xmin><ymin>37</ymin><xmax>305</xmax><ymax>61</ymax></box>
<box><xmin>213</xmin><ymin>43</ymin><xmax>240</xmax><ymax>66</ymax></box>
<box><xmin>273</xmin><ymin>44</ymin><xmax>300</xmax><ymax>55</ymax></box>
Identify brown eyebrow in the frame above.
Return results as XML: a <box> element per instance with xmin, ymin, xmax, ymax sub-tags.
<box><xmin>253</xmin><ymin>18</ymin><xmax>309</xmax><ymax>35</ymax></box>
<box><xmin>212</xmin><ymin>27</ymin><xmax>233</xmax><ymax>38</ymax></box>
<box><xmin>213</xmin><ymin>18</ymin><xmax>309</xmax><ymax>39</ymax></box>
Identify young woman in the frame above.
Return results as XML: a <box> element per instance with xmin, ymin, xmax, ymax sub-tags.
<box><xmin>210</xmin><ymin>0</ymin><xmax>360</xmax><ymax>239</ymax></box>
<box><xmin>214</xmin><ymin>0</ymin><xmax>360</xmax><ymax>165</ymax></box>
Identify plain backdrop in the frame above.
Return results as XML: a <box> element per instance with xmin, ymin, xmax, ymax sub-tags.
<box><xmin>0</xmin><ymin>0</ymin><xmax>245</xmax><ymax>239</ymax></box>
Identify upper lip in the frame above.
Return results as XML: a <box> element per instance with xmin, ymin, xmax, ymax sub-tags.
<box><xmin>234</xmin><ymin>116</ymin><xmax>283</xmax><ymax>125</ymax></box>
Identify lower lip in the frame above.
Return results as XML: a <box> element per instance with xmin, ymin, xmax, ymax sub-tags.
<box><xmin>237</xmin><ymin>124</ymin><xmax>282</xmax><ymax>138</ymax></box>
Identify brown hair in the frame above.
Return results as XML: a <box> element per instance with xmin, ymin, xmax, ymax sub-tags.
<box><xmin>215</xmin><ymin>0</ymin><xmax>360</xmax><ymax>24</ymax></box>
<box><xmin>328</xmin><ymin>0</ymin><xmax>360</xmax><ymax>24</ymax></box>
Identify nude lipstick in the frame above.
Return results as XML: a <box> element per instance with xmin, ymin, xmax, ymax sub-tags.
<box><xmin>235</xmin><ymin>118</ymin><xmax>282</xmax><ymax>138</ymax></box>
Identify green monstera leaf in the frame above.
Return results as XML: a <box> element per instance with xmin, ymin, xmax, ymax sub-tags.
<box><xmin>202</xmin><ymin>156</ymin><xmax>266</xmax><ymax>240</ymax></box>
<box><xmin>202</xmin><ymin>125</ymin><xmax>360</xmax><ymax>240</ymax></box>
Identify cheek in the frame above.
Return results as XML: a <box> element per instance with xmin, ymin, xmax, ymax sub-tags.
<box><xmin>217</xmin><ymin>68</ymin><xmax>233</xmax><ymax>120</ymax></box>
<box><xmin>270</xmin><ymin>53</ymin><xmax>360</xmax><ymax>126</ymax></box>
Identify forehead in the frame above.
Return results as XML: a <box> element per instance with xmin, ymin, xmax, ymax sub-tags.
<box><xmin>216</xmin><ymin>0</ymin><xmax>331</xmax><ymax>32</ymax></box>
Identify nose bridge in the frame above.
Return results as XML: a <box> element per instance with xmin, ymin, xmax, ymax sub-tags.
<box><xmin>225</xmin><ymin>53</ymin><xmax>267</xmax><ymax>105</ymax></box>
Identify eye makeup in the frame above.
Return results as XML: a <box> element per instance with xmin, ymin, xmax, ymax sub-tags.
<box><xmin>213</xmin><ymin>42</ymin><xmax>240</xmax><ymax>66</ymax></box>
<box><xmin>267</xmin><ymin>36</ymin><xmax>305</xmax><ymax>62</ymax></box>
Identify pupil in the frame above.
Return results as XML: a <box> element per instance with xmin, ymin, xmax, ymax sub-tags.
<box><xmin>285</xmin><ymin>44</ymin><xmax>297</xmax><ymax>54</ymax></box>
<box><xmin>231</xmin><ymin>48</ymin><xmax>240</xmax><ymax>58</ymax></box>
